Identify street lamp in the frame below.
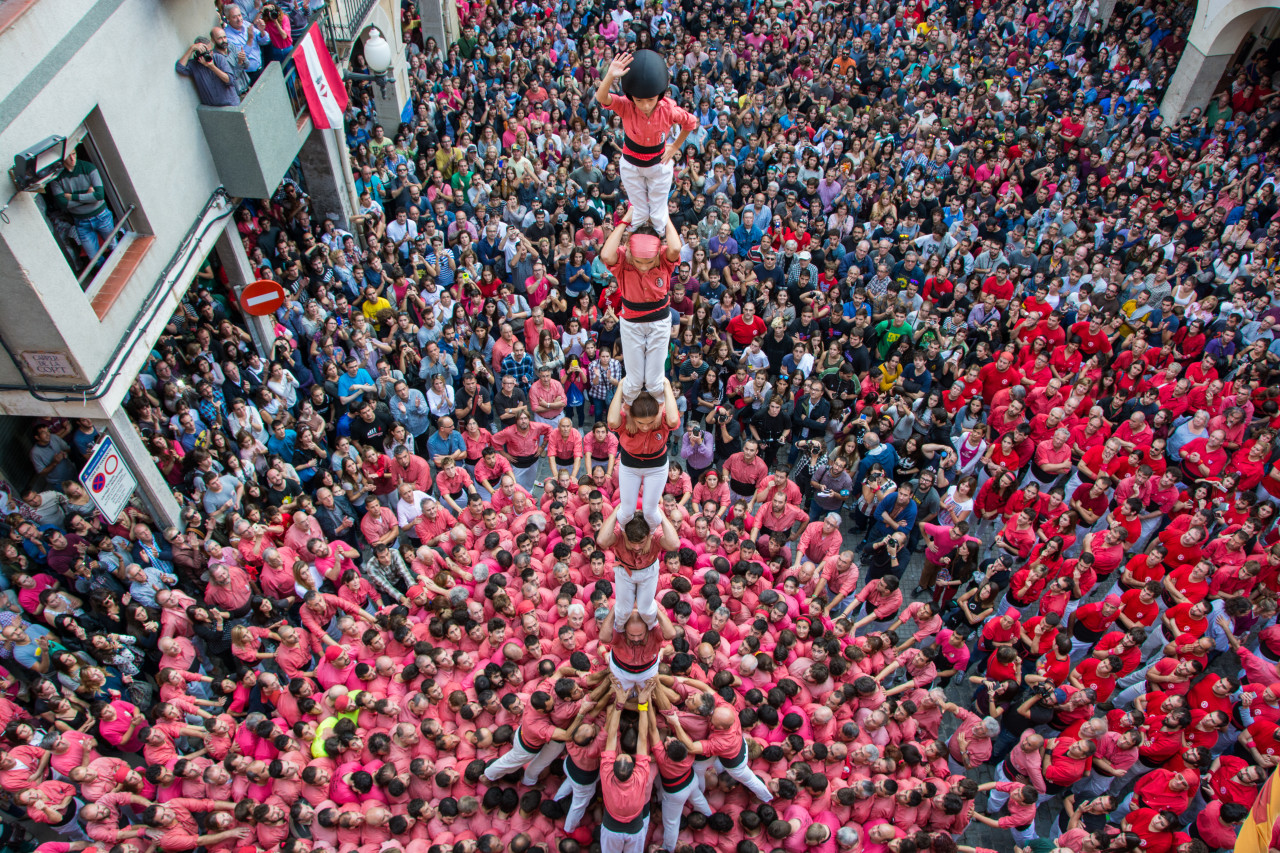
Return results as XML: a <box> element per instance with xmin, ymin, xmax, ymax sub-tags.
<box><xmin>343</xmin><ymin>27</ymin><xmax>394</xmax><ymax>98</ymax></box>
<box><xmin>362</xmin><ymin>29</ymin><xmax>392</xmax><ymax>74</ymax></box>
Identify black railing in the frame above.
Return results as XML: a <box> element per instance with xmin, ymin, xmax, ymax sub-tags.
<box><xmin>77</xmin><ymin>204</ymin><xmax>137</xmax><ymax>291</ymax></box>
<box><xmin>319</xmin><ymin>0</ymin><xmax>377</xmax><ymax>50</ymax></box>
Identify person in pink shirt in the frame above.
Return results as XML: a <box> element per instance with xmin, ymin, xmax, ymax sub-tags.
<box><xmin>847</xmin><ymin>576</ymin><xmax>904</xmax><ymax>632</ymax></box>
<box><xmin>888</xmin><ymin>601</ymin><xmax>943</xmax><ymax>651</ymax></box>
<box><xmin>529</xmin><ymin>367</ymin><xmax>569</xmax><ymax>426</ymax></box>
<box><xmin>794</xmin><ymin>514</ymin><xmax>844</xmax><ymax>570</ymax></box>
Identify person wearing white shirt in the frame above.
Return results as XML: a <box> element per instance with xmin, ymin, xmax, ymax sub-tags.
<box><xmin>395</xmin><ymin>484</ymin><xmax>431</xmax><ymax>529</ymax></box>
<box><xmin>386</xmin><ymin>209</ymin><xmax>418</xmax><ymax>260</ymax></box>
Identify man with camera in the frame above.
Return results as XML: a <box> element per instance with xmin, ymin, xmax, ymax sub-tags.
<box><xmin>176</xmin><ymin>36</ymin><xmax>240</xmax><ymax>107</ymax></box>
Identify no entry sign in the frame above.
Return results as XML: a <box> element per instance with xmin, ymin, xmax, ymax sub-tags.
<box><xmin>79</xmin><ymin>435</ymin><xmax>137</xmax><ymax>521</ymax></box>
<box><xmin>239</xmin><ymin>280</ymin><xmax>287</xmax><ymax>316</ymax></box>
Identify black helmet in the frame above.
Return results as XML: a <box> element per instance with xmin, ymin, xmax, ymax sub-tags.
<box><xmin>621</xmin><ymin>49</ymin><xmax>669</xmax><ymax>100</ymax></box>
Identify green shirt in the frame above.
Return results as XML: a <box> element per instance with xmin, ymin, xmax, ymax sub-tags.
<box><xmin>873</xmin><ymin>319</ymin><xmax>913</xmax><ymax>360</ymax></box>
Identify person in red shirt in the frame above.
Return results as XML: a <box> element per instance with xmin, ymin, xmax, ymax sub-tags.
<box><xmin>977</xmin><ymin>352</ymin><xmax>1025</xmax><ymax>404</ymax></box>
<box><xmin>607</xmin><ymin>380</ymin><xmax>681</xmax><ymax>530</ymax></box>
<box><xmin>1031</xmin><ymin>312</ymin><xmax>1068</xmax><ymax>349</ymax></box>
<box><xmin>1069</xmin><ymin>316</ymin><xmax>1113</xmax><ymax>358</ymax></box>
<box><xmin>598</xmin><ymin>500</ymin><xmax>679</xmax><ymax>635</ymax></box>
<box><xmin>599</xmin><ymin>687</ymin><xmax>654</xmax><ymax>853</ymax></box>
<box><xmin>645</xmin><ymin>698</ymin><xmax>711</xmax><ymax>852</ymax></box>
<box><xmin>1072</xmin><ymin>656</ymin><xmax>1122</xmax><ymax>703</ymax></box>
<box><xmin>600</xmin><ymin>208</ymin><xmax>682</xmax><ymax>408</ymax></box>
<box><xmin>726</xmin><ymin>301</ymin><xmax>768</xmax><ymax>348</ymax></box>
<box><xmin>982</xmin><ymin>266</ymin><xmax>1016</xmax><ymax>308</ymax></box>
<box><xmin>1040</xmin><ymin>736</ymin><xmax>1096</xmax><ymax>796</ymax></box>
<box><xmin>1123</xmin><ymin>807</ymin><xmax>1179</xmax><ymax>853</ymax></box>
<box><xmin>482</xmin><ymin>691</ymin><xmax>573</xmax><ymax>787</ymax></box>
<box><xmin>1179</xmin><ymin>430</ymin><xmax>1230</xmax><ymax>481</ymax></box>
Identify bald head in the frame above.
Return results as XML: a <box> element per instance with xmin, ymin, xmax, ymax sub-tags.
<box><xmin>711</xmin><ymin>705</ymin><xmax>736</xmax><ymax>730</ymax></box>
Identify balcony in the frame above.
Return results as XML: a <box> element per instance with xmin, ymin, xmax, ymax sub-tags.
<box><xmin>319</xmin><ymin>0</ymin><xmax>378</xmax><ymax>55</ymax></box>
<box><xmin>196</xmin><ymin>56</ymin><xmax>311</xmax><ymax>200</ymax></box>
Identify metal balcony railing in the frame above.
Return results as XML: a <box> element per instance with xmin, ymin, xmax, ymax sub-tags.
<box><xmin>318</xmin><ymin>0</ymin><xmax>377</xmax><ymax>54</ymax></box>
<box><xmin>76</xmin><ymin>204</ymin><xmax>137</xmax><ymax>291</ymax></box>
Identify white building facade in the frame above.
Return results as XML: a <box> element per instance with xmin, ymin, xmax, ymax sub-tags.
<box><xmin>0</xmin><ymin>0</ymin><xmax>449</xmax><ymax>525</ymax></box>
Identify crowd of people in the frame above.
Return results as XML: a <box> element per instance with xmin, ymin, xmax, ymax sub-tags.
<box><xmin>6</xmin><ymin>0</ymin><xmax>1280</xmax><ymax>851</ymax></box>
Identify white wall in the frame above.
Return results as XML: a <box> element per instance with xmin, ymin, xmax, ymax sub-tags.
<box><xmin>0</xmin><ymin>0</ymin><xmax>230</xmax><ymax>417</ymax></box>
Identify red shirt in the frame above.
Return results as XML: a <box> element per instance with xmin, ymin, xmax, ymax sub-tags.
<box><xmin>1043</xmin><ymin>738</ymin><xmax>1091</xmax><ymax>786</ymax></box>
<box><xmin>606</xmin><ymin>246</ymin><xmax>675</xmax><ymax>322</ymax></box>
<box><xmin>726</xmin><ymin>314</ymin><xmax>767</xmax><ymax>346</ymax></box>
<box><xmin>977</xmin><ymin>362</ymin><xmax>1024</xmax><ymax>403</ymax></box>
<box><xmin>1126</xmin><ymin>808</ymin><xmax>1175</xmax><ymax>853</ymax></box>
<box><xmin>1069</xmin><ymin>322</ymin><xmax>1112</xmax><ymax>357</ymax></box>
<box><xmin>611</xmin><ymin>622</ymin><xmax>664</xmax><ymax>670</ymax></box>
<box><xmin>618</xmin><ymin>410</ymin><xmax>672</xmax><ymax>469</ymax></box>
<box><xmin>601</xmin><ymin>750</ymin><xmax>652</xmax><ymax>821</ymax></box>
<box><xmin>1157</xmin><ymin>529</ymin><xmax>1203</xmax><ymax>571</ymax></box>
<box><xmin>1074</xmin><ymin>657</ymin><xmax>1118</xmax><ymax>701</ymax></box>
<box><xmin>1179</xmin><ymin>437</ymin><xmax>1228</xmax><ymax>480</ymax></box>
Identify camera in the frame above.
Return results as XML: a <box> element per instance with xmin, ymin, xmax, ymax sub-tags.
<box><xmin>263</xmin><ymin>3</ymin><xmax>280</xmax><ymax>19</ymax></box>
<box><xmin>194</xmin><ymin>47</ymin><xmax>212</xmax><ymax>61</ymax></box>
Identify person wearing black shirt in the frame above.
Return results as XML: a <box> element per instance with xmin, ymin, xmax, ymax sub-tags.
<box><xmin>455</xmin><ymin>373</ymin><xmax>494</xmax><ymax>430</ymax></box>
<box><xmin>596</xmin><ymin>163</ymin><xmax>622</xmax><ymax>209</ymax></box>
<box><xmin>593</xmin><ymin>314</ymin><xmax>622</xmax><ymax>354</ymax></box>
<box><xmin>844</xmin><ymin>330</ymin><xmax>871</xmax><ymax>377</ymax></box>
<box><xmin>348</xmin><ymin>401</ymin><xmax>393</xmax><ymax>449</ymax></box>
<box><xmin>492</xmin><ymin>374</ymin><xmax>529</xmax><ymax>429</ymax></box>
<box><xmin>754</xmin><ymin>251</ymin><xmax>784</xmax><ymax>291</ymax></box>
<box><xmin>748</xmin><ymin>397</ymin><xmax>791</xmax><ymax>466</ymax></box>
<box><xmin>788</xmin><ymin>308</ymin><xmax>821</xmax><ymax>345</ymax></box>
<box><xmin>524</xmin><ymin>208</ymin><xmax>555</xmax><ymax>245</ymax></box>
<box><xmin>708</xmin><ymin>405</ymin><xmax>741</xmax><ymax>464</ymax></box>
<box><xmin>263</xmin><ymin>468</ymin><xmax>304</xmax><ymax>508</ymax></box>
<box><xmin>761</xmin><ymin>322</ymin><xmax>793</xmax><ymax>371</ymax></box>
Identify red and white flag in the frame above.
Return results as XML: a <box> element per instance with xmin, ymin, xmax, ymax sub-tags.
<box><xmin>293</xmin><ymin>26</ymin><xmax>348</xmax><ymax>129</ymax></box>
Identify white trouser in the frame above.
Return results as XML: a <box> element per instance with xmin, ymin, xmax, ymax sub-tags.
<box><xmin>620</xmin><ymin>318</ymin><xmax>671</xmax><ymax>404</ymax></box>
<box><xmin>1073</xmin><ymin>770</ymin><xmax>1114</xmax><ymax>798</ymax></box>
<box><xmin>1135</xmin><ymin>516</ymin><xmax>1162</xmax><ymax>551</ymax></box>
<box><xmin>658</xmin><ymin>779</ymin><xmax>712</xmax><ymax>852</ymax></box>
<box><xmin>1138</xmin><ymin>623</ymin><xmax>1168</xmax><ymax>660</ymax></box>
<box><xmin>554</xmin><ymin>764</ymin><xmax>599</xmax><ymax>832</ymax></box>
<box><xmin>614</xmin><ymin>561</ymin><xmax>660</xmax><ymax>629</ymax></box>
<box><xmin>535</xmin><ymin>413</ymin><xmax>563</xmax><ymax>427</ymax></box>
<box><xmin>609</xmin><ymin>651</ymin><xmax>660</xmax><ymax>693</ymax></box>
<box><xmin>484</xmin><ymin>731</ymin><xmax>565</xmax><ymax>786</ymax></box>
<box><xmin>986</xmin><ymin>762</ymin><xmax>1013</xmax><ymax>811</ymax></box>
<box><xmin>618</xmin><ymin>462</ymin><xmax>667</xmax><ymax>527</ymax></box>
<box><xmin>600</xmin><ymin>815</ymin><xmax>651</xmax><ymax>853</ymax></box>
<box><xmin>619</xmin><ymin>158</ymin><xmax>673</xmax><ymax>232</ymax></box>
<box><xmin>700</xmin><ymin>742</ymin><xmax>774</xmax><ymax>802</ymax></box>
<box><xmin>513</xmin><ymin>461</ymin><xmax>539</xmax><ymax>493</ymax></box>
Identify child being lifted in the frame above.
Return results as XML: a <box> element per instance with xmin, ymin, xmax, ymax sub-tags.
<box><xmin>600</xmin><ymin>207</ymin><xmax>682</xmax><ymax>409</ymax></box>
<box><xmin>594</xmin><ymin>49</ymin><xmax>696</xmax><ymax>232</ymax></box>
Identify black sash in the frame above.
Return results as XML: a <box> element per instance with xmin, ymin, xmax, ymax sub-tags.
<box><xmin>511</xmin><ymin>453</ymin><xmax>538</xmax><ymax>468</ymax></box>
<box><xmin>622</xmin><ymin>297</ymin><xmax>670</xmax><ymax>324</ymax></box>
<box><xmin>720</xmin><ymin>738</ymin><xmax>747</xmax><ymax>769</ymax></box>
<box><xmin>611</xmin><ymin>648</ymin><xmax>658</xmax><ymax>674</ymax></box>
<box><xmin>603</xmin><ymin>801</ymin><xmax>651</xmax><ymax>832</ymax></box>
<box><xmin>565</xmin><ymin>753</ymin><xmax>599</xmax><ymax>784</ymax></box>
<box><xmin>516</xmin><ymin>726</ymin><xmax>545</xmax><ymax>753</ymax></box>
<box><xmin>621</xmin><ymin>447</ymin><xmax>667</xmax><ymax>469</ymax></box>
<box><xmin>661</xmin><ymin>765</ymin><xmax>695</xmax><ymax>793</ymax></box>
<box><xmin>623</xmin><ymin>135</ymin><xmax>663</xmax><ymax>167</ymax></box>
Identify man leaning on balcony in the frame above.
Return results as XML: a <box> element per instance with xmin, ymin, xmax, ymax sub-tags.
<box><xmin>176</xmin><ymin>36</ymin><xmax>241</xmax><ymax>107</ymax></box>
<box><xmin>221</xmin><ymin>2</ymin><xmax>270</xmax><ymax>86</ymax></box>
